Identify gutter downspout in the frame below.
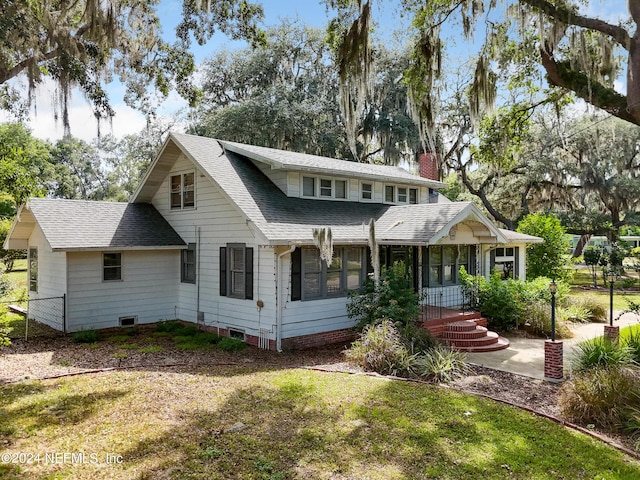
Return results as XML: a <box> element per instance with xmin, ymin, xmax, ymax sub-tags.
<box><xmin>276</xmin><ymin>244</ymin><xmax>296</xmax><ymax>352</ymax></box>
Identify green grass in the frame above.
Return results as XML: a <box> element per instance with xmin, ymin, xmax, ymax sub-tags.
<box><xmin>0</xmin><ymin>368</ymin><xmax>638</xmax><ymax>479</ymax></box>
<box><xmin>3</xmin><ymin>259</ymin><xmax>27</xmax><ymax>291</ymax></box>
<box><xmin>568</xmin><ymin>289</ymin><xmax>640</xmax><ymax>312</ymax></box>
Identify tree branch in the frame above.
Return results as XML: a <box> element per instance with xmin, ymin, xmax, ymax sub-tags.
<box><xmin>521</xmin><ymin>0</ymin><xmax>631</xmax><ymax>50</ymax></box>
<box><xmin>539</xmin><ymin>48</ymin><xmax>639</xmax><ymax>125</ymax></box>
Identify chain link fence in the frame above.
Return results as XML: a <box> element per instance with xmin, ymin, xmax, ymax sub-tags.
<box><xmin>0</xmin><ymin>295</ymin><xmax>66</xmax><ymax>340</ymax></box>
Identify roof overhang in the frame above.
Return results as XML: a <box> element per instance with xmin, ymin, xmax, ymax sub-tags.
<box><xmin>220</xmin><ymin>140</ymin><xmax>446</xmax><ymax>189</ymax></box>
<box><xmin>3</xmin><ymin>203</ymin><xmax>35</xmax><ymax>250</ymax></box>
<box><xmin>428</xmin><ymin>203</ymin><xmax>508</xmax><ymax>245</ymax></box>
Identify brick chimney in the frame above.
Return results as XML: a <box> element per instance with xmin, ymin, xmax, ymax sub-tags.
<box><xmin>418</xmin><ymin>151</ymin><xmax>439</xmax><ymax>181</ymax></box>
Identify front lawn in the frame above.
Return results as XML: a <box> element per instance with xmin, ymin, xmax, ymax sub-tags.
<box><xmin>568</xmin><ymin>289</ymin><xmax>640</xmax><ymax>312</ymax></box>
<box><xmin>1</xmin><ymin>368</ymin><xmax>638</xmax><ymax>479</ymax></box>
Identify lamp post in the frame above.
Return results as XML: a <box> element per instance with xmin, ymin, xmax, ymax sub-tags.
<box><xmin>544</xmin><ymin>279</ymin><xmax>563</xmax><ymax>382</ymax></box>
<box><xmin>607</xmin><ymin>270</ymin><xmax>616</xmax><ymax>327</ymax></box>
<box><xmin>604</xmin><ymin>270</ymin><xmax>619</xmax><ymax>345</ymax></box>
<box><xmin>549</xmin><ymin>280</ymin><xmax>557</xmax><ymax>342</ymax></box>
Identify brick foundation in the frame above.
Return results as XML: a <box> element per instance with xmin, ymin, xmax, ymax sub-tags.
<box><xmin>544</xmin><ymin>340</ymin><xmax>564</xmax><ymax>383</ymax></box>
<box><xmin>604</xmin><ymin>325</ymin><xmax>620</xmax><ymax>345</ymax></box>
<box><xmin>280</xmin><ymin>328</ymin><xmax>356</xmax><ymax>351</ymax></box>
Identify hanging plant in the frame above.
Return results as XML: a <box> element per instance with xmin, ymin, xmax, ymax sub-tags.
<box><xmin>313</xmin><ymin>227</ymin><xmax>334</xmax><ymax>264</ymax></box>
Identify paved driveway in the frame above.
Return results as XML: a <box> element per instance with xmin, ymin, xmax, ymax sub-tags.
<box><xmin>466</xmin><ymin>312</ymin><xmax>639</xmax><ymax>379</ymax></box>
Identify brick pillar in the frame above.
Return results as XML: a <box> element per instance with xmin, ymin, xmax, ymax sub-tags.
<box><xmin>418</xmin><ymin>152</ymin><xmax>439</xmax><ymax>181</ymax></box>
<box><xmin>604</xmin><ymin>325</ymin><xmax>620</xmax><ymax>345</ymax></box>
<box><xmin>544</xmin><ymin>340</ymin><xmax>564</xmax><ymax>383</ymax></box>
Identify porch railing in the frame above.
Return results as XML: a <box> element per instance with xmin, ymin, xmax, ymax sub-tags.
<box><xmin>421</xmin><ymin>285</ymin><xmax>478</xmax><ymax>320</ymax></box>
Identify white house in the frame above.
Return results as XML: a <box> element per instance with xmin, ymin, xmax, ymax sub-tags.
<box><xmin>4</xmin><ymin>133</ymin><xmax>542</xmax><ymax>351</ymax></box>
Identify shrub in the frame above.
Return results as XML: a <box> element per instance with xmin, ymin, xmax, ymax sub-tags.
<box><xmin>524</xmin><ymin>301</ymin><xmax>572</xmax><ymax>339</ymax></box>
<box><xmin>559</xmin><ymin>304</ymin><xmax>591</xmax><ymax>324</ymax></box>
<box><xmin>413</xmin><ymin>344</ymin><xmax>468</xmax><ymax>383</ymax></box>
<box><xmin>347</xmin><ymin>262</ymin><xmax>420</xmax><ymax>330</ymax></box>
<box><xmin>622</xmin><ymin>327</ymin><xmax>640</xmax><ymax>363</ymax></box>
<box><xmin>563</xmin><ymin>296</ymin><xmax>607</xmax><ymax>323</ymax></box>
<box><xmin>571</xmin><ymin>337</ymin><xmax>636</xmax><ymax>373</ymax></box>
<box><xmin>217</xmin><ymin>337</ymin><xmax>246</xmax><ymax>351</ymax></box>
<box><xmin>73</xmin><ymin>329</ymin><xmax>100</xmax><ymax>343</ymax></box>
<box><xmin>344</xmin><ymin>319</ymin><xmax>415</xmax><ymax>375</ymax></box>
<box><xmin>0</xmin><ymin>326</ymin><xmax>11</xmax><ymax>347</ymax></box>
<box><xmin>559</xmin><ymin>366</ymin><xmax>640</xmax><ymax>429</ymax></box>
<box><xmin>517</xmin><ymin>213</ymin><xmax>572</xmax><ymax>281</ymax></box>
<box><xmin>399</xmin><ymin>323</ymin><xmax>437</xmax><ymax>355</ymax></box>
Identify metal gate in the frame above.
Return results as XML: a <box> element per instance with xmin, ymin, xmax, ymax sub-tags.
<box><xmin>1</xmin><ymin>295</ymin><xmax>66</xmax><ymax>340</ymax></box>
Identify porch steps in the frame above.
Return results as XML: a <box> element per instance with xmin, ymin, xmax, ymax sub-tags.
<box><xmin>441</xmin><ymin>319</ymin><xmax>510</xmax><ymax>353</ymax></box>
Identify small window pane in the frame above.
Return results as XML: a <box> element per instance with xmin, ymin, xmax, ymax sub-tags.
<box><xmin>29</xmin><ymin>248</ymin><xmax>38</xmax><ymax>292</ymax></box>
<box><xmin>409</xmin><ymin>188</ymin><xmax>418</xmax><ymax>204</ymax></box>
<box><xmin>361</xmin><ymin>183</ymin><xmax>372</xmax><ymax>200</ymax></box>
<box><xmin>303</xmin><ymin>177</ymin><xmax>315</xmax><ymax>196</ymax></box>
<box><xmin>304</xmin><ymin>273</ymin><xmax>321</xmax><ymax>297</ymax></box>
<box><xmin>429</xmin><ymin>266</ymin><xmax>442</xmax><ymax>285</ymax></box>
<box><xmin>231</xmin><ymin>248</ymin><xmax>244</xmax><ymax>271</ymax></box>
<box><xmin>429</xmin><ymin>247</ymin><xmax>442</xmax><ymax>265</ymax></box>
<box><xmin>458</xmin><ymin>246</ymin><xmax>469</xmax><ymax>264</ymax></box>
<box><xmin>103</xmin><ymin>253</ymin><xmax>122</xmax><ymax>281</ymax></box>
<box><xmin>496</xmin><ymin>248</ymin><xmax>505</xmax><ymax>257</ymax></box>
<box><xmin>183</xmin><ymin>172</ymin><xmax>195</xmax><ymax>207</ymax></box>
<box><xmin>303</xmin><ymin>249</ymin><xmax>321</xmax><ymax>272</ymax></box>
<box><xmin>231</xmin><ymin>271</ymin><xmax>245</xmax><ymax>295</ymax></box>
<box><xmin>385</xmin><ymin>185</ymin><xmax>395</xmax><ymax>202</ymax></box>
<box><xmin>170</xmin><ymin>175</ymin><xmax>182</xmax><ymax>208</ymax></box>
<box><xmin>443</xmin><ymin>246</ymin><xmax>456</xmax><ymax>264</ymax></box>
<box><xmin>398</xmin><ymin>187</ymin><xmax>407</xmax><ymax>203</ymax></box>
<box><xmin>335</xmin><ymin>180</ymin><xmax>347</xmax><ymax>199</ymax></box>
<box><xmin>320</xmin><ymin>179</ymin><xmax>332</xmax><ymax>197</ymax></box>
<box><xmin>506</xmin><ymin>247</ymin><xmax>514</xmax><ymax>256</ymax></box>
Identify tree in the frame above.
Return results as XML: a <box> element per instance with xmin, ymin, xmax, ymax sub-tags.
<box><xmin>517</xmin><ymin>213</ymin><xmax>571</xmax><ymax>280</ymax></box>
<box><xmin>49</xmin><ymin>137</ymin><xmax>107</xmax><ymax>200</ymax></box>
<box><xmin>0</xmin><ymin>0</ymin><xmax>265</xmax><ymax>132</ymax></box>
<box><xmin>0</xmin><ymin>123</ymin><xmax>51</xmax><ymax>205</ymax></box>
<box><xmin>583</xmin><ymin>246</ymin><xmax>604</xmax><ymax>288</ymax></box>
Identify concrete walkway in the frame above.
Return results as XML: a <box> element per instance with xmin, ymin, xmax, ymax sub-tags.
<box><xmin>465</xmin><ymin>312</ymin><xmax>639</xmax><ymax>380</ymax></box>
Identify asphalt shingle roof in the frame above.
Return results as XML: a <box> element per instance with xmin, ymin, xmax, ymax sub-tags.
<box><xmin>168</xmin><ymin>134</ymin><xmax>496</xmax><ymax>245</ymax></box>
<box><xmin>219</xmin><ymin>139</ymin><xmax>445</xmax><ymax>188</ymax></box>
<box><xmin>27</xmin><ymin>198</ymin><xmax>186</xmax><ymax>251</ymax></box>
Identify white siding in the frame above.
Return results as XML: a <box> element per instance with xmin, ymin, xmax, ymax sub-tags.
<box><xmin>151</xmin><ymin>154</ymin><xmax>278</xmax><ymax>341</ymax></box>
<box><xmin>27</xmin><ymin>224</ymin><xmax>67</xmax><ymax>330</ymax></box>
<box><xmin>252</xmin><ymin>160</ymin><xmax>289</xmax><ymax>195</ymax></box>
<box><xmin>66</xmin><ymin>250</ymin><xmax>179</xmax><ymax>331</ymax></box>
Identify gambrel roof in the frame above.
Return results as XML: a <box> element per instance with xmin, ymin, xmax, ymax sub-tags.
<box><xmin>4</xmin><ymin>198</ymin><xmax>186</xmax><ymax>251</ymax></box>
<box><xmin>133</xmin><ymin>133</ymin><xmax>507</xmax><ymax>246</ymax></box>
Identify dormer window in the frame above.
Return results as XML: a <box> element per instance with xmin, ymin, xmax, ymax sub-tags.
<box><xmin>361</xmin><ymin>183</ymin><xmax>372</xmax><ymax>200</ymax></box>
<box><xmin>385</xmin><ymin>185</ymin><xmax>395</xmax><ymax>203</ymax></box>
<box><xmin>303</xmin><ymin>176</ymin><xmax>347</xmax><ymax>199</ymax></box>
<box><xmin>398</xmin><ymin>187</ymin><xmax>408</xmax><ymax>203</ymax></box>
<box><xmin>409</xmin><ymin>188</ymin><xmax>418</xmax><ymax>204</ymax></box>
<box><xmin>303</xmin><ymin>176</ymin><xmax>316</xmax><ymax>197</ymax></box>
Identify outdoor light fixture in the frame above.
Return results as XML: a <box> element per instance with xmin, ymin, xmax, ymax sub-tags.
<box><xmin>607</xmin><ymin>270</ymin><xmax>616</xmax><ymax>327</ymax></box>
<box><xmin>549</xmin><ymin>280</ymin><xmax>557</xmax><ymax>341</ymax></box>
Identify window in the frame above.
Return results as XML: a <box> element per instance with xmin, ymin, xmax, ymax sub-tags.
<box><xmin>335</xmin><ymin>180</ymin><xmax>347</xmax><ymax>199</ymax></box>
<box><xmin>181</xmin><ymin>243</ymin><xmax>196</xmax><ymax>284</ymax></box>
<box><xmin>493</xmin><ymin>247</ymin><xmax>516</xmax><ymax>279</ymax></box>
<box><xmin>361</xmin><ymin>183</ymin><xmax>373</xmax><ymax>200</ymax></box>
<box><xmin>299</xmin><ymin>247</ymin><xmax>365</xmax><ymax>300</ymax></box>
<box><xmin>220</xmin><ymin>244</ymin><xmax>253</xmax><ymax>299</ymax></box>
<box><xmin>426</xmin><ymin>245</ymin><xmax>471</xmax><ymax>286</ymax></box>
<box><xmin>398</xmin><ymin>187</ymin><xmax>408</xmax><ymax>203</ymax></box>
<box><xmin>409</xmin><ymin>188</ymin><xmax>418</xmax><ymax>204</ymax></box>
<box><xmin>496</xmin><ymin>247</ymin><xmax>514</xmax><ymax>257</ymax></box>
<box><xmin>385</xmin><ymin>185</ymin><xmax>395</xmax><ymax>203</ymax></box>
<box><xmin>29</xmin><ymin>247</ymin><xmax>37</xmax><ymax>292</ymax></box>
<box><xmin>103</xmin><ymin>253</ymin><xmax>122</xmax><ymax>281</ymax></box>
<box><xmin>170</xmin><ymin>171</ymin><xmax>195</xmax><ymax>209</ymax></box>
<box><xmin>320</xmin><ymin>179</ymin><xmax>332</xmax><ymax>197</ymax></box>
<box><xmin>302</xmin><ymin>176</ymin><xmax>316</xmax><ymax>196</ymax></box>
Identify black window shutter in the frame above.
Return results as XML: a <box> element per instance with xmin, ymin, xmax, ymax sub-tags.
<box><xmin>245</xmin><ymin>247</ymin><xmax>254</xmax><ymax>300</ymax></box>
<box><xmin>291</xmin><ymin>248</ymin><xmax>302</xmax><ymax>301</ymax></box>
<box><xmin>365</xmin><ymin>247</ymin><xmax>373</xmax><ymax>275</ymax></box>
<box><xmin>514</xmin><ymin>246</ymin><xmax>520</xmax><ymax>280</ymax></box>
<box><xmin>422</xmin><ymin>246</ymin><xmax>429</xmax><ymax>287</ymax></box>
<box><xmin>490</xmin><ymin>249</ymin><xmax>496</xmax><ymax>275</ymax></box>
<box><xmin>220</xmin><ymin>247</ymin><xmax>227</xmax><ymax>296</ymax></box>
<box><xmin>469</xmin><ymin>245</ymin><xmax>477</xmax><ymax>275</ymax></box>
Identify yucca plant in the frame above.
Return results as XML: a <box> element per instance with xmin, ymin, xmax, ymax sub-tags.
<box><xmin>413</xmin><ymin>344</ymin><xmax>469</xmax><ymax>383</ymax></box>
<box><xmin>571</xmin><ymin>337</ymin><xmax>636</xmax><ymax>373</ymax></box>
